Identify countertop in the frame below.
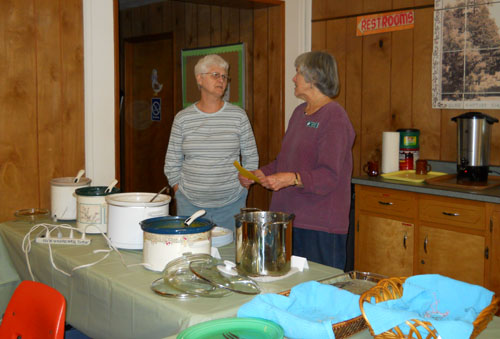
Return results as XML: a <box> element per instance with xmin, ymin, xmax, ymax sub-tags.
<box><xmin>352</xmin><ymin>160</ymin><xmax>500</xmax><ymax>204</ymax></box>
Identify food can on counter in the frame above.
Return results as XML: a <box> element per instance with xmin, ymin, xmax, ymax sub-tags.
<box><xmin>398</xmin><ymin>129</ymin><xmax>420</xmax><ymax>170</ymax></box>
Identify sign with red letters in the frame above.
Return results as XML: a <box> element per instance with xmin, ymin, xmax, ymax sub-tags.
<box><xmin>357</xmin><ymin>10</ymin><xmax>414</xmax><ymax>36</ymax></box>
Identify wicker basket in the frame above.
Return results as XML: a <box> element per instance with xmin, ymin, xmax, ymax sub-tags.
<box><xmin>278</xmin><ymin>290</ymin><xmax>367</xmax><ymax>338</ymax></box>
<box><xmin>358</xmin><ymin>277</ymin><xmax>500</xmax><ymax>339</ymax></box>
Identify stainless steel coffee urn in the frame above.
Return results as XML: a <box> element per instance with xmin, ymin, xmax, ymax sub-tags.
<box><xmin>452</xmin><ymin>112</ymin><xmax>498</xmax><ymax>183</ymax></box>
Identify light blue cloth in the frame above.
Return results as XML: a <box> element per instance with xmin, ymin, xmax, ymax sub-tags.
<box><xmin>362</xmin><ymin>274</ymin><xmax>494</xmax><ymax>339</ymax></box>
<box><xmin>237</xmin><ymin>281</ymin><xmax>361</xmax><ymax>339</ymax></box>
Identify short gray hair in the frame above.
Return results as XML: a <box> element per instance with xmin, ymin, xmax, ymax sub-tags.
<box><xmin>294</xmin><ymin>51</ymin><xmax>339</xmax><ymax>97</ymax></box>
<box><xmin>194</xmin><ymin>54</ymin><xmax>229</xmax><ymax>76</ymax></box>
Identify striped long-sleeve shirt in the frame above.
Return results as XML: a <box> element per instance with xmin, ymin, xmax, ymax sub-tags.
<box><xmin>164</xmin><ymin>102</ymin><xmax>259</xmax><ymax>208</ymax></box>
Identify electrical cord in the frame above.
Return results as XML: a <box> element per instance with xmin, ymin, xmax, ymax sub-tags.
<box><xmin>22</xmin><ymin>223</ymin><xmax>151</xmax><ymax>281</ymax></box>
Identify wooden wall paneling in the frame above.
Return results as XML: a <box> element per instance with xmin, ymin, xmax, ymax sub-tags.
<box><xmin>131</xmin><ymin>6</ymin><xmax>147</xmax><ymax>36</ymax></box>
<box><xmin>120</xmin><ymin>9</ymin><xmax>133</xmax><ymax>38</ymax></box>
<box><xmin>390</xmin><ymin>27</ymin><xmax>413</xmax><ymax>129</ymax></box>
<box><xmin>210</xmin><ymin>6</ymin><xmax>222</xmax><ymax>45</ymax></box>
<box><xmin>268</xmin><ymin>4</ymin><xmax>284</xmax><ymax>159</ymax></box>
<box><xmin>221</xmin><ymin>7</ymin><xmax>240</xmax><ymax>44</ymax></box>
<box><xmin>345</xmin><ymin>17</ymin><xmax>363</xmax><ymax>176</ymax></box>
<box><xmin>412</xmin><ymin>7</ymin><xmax>439</xmax><ymax>160</ymax></box>
<box><xmin>60</xmin><ymin>0</ymin><xmax>85</xmax><ymax>178</ymax></box>
<box><xmin>393</xmin><ymin>0</ymin><xmax>416</xmax><ymax>9</ymax></box>
<box><xmin>440</xmin><ymin>109</ymin><xmax>464</xmax><ymax>162</ymax></box>
<box><xmin>361</xmin><ymin>32</ymin><xmax>392</xmax><ymax>165</ymax></box>
<box><xmin>251</xmin><ymin>7</ymin><xmax>271</xmax><ymax>210</ymax></box>
<box><xmin>414</xmin><ymin>0</ymin><xmax>435</xmax><ymax>6</ymax></box>
<box><xmin>185</xmin><ymin>2</ymin><xmax>197</xmax><ymax>48</ymax></box>
<box><xmin>197</xmin><ymin>4</ymin><xmax>211</xmax><ymax>47</ymax></box>
<box><xmin>363</xmin><ymin>0</ymin><xmax>392</xmax><ymax>13</ymax></box>
<box><xmin>0</xmin><ymin>0</ymin><xmax>38</xmax><ymax>221</ymax></box>
<box><xmin>311</xmin><ymin>21</ymin><xmax>326</xmax><ymax>51</ymax></box>
<box><xmin>173</xmin><ymin>1</ymin><xmax>186</xmax><ymax>113</ymax></box>
<box><xmin>239</xmin><ymin>9</ymin><xmax>254</xmax><ymax>121</ymax></box>
<box><xmin>148</xmin><ymin>1</ymin><xmax>170</xmax><ymax>35</ymax></box>
<box><xmin>488</xmin><ymin>110</ymin><xmax>500</xmax><ymax>165</ymax></box>
<box><xmin>326</xmin><ymin>0</ymin><xmax>363</xmax><ymax>18</ymax></box>
<box><xmin>36</xmin><ymin>0</ymin><xmax>63</xmax><ymax>209</ymax></box>
<box><xmin>311</xmin><ymin>0</ymin><xmax>328</xmax><ymax>21</ymax></box>
<box><xmin>326</xmin><ymin>19</ymin><xmax>346</xmax><ymax>109</ymax></box>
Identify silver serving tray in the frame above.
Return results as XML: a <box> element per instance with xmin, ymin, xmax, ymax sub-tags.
<box><xmin>318</xmin><ymin>271</ymin><xmax>387</xmax><ymax>295</ymax></box>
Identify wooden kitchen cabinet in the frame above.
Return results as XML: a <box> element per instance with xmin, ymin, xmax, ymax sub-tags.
<box><xmin>355</xmin><ymin>186</ymin><xmax>416</xmax><ymax>277</ymax></box>
<box><xmin>355</xmin><ymin>185</ymin><xmax>489</xmax><ymax>287</ymax></box>
<box><xmin>356</xmin><ymin>214</ymin><xmax>414</xmax><ymax>277</ymax></box>
<box><xmin>416</xmin><ymin>225</ymin><xmax>485</xmax><ymax>285</ymax></box>
<box><xmin>416</xmin><ymin>196</ymin><xmax>487</xmax><ymax>285</ymax></box>
<box><xmin>488</xmin><ymin>204</ymin><xmax>500</xmax><ymax>301</ymax></box>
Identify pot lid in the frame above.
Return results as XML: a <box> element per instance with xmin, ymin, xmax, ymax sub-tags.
<box><xmin>150</xmin><ymin>277</ymin><xmax>196</xmax><ymax>299</ymax></box>
<box><xmin>176</xmin><ymin>317</ymin><xmax>284</xmax><ymax>339</ymax></box>
<box><xmin>105</xmin><ymin>192</ymin><xmax>171</xmax><ymax>207</ymax></box>
<box><xmin>190</xmin><ymin>259</ymin><xmax>260</xmax><ymax>295</ymax></box>
<box><xmin>163</xmin><ymin>253</ymin><xmax>231</xmax><ymax>298</ymax></box>
<box><xmin>140</xmin><ymin>216</ymin><xmax>214</xmax><ymax>235</ymax></box>
<box><xmin>75</xmin><ymin>186</ymin><xmax>120</xmax><ymax>196</ymax></box>
<box><xmin>451</xmin><ymin>111</ymin><xmax>499</xmax><ymax>124</ymax></box>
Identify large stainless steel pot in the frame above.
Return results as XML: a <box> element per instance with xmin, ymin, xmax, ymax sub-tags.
<box><xmin>234</xmin><ymin>210</ymin><xmax>294</xmax><ymax>277</ymax></box>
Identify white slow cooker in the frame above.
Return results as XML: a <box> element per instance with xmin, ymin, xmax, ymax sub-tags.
<box><xmin>51</xmin><ymin>177</ymin><xmax>91</xmax><ymax>221</ymax></box>
<box><xmin>140</xmin><ymin>216</ymin><xmax>214</xmax><ymax>272</ymax></box>
<box><xmin>105</xmin><ymin>193</ymin><xmax>171</xmax><ymax>250</ymax></box>
<box><xmin>75</xmin><ymin>186</ymin><xmax>120</xmax><ymax>234</ymax></box>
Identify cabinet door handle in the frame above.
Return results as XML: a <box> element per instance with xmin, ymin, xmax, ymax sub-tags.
<box><xmin>403</xmin><ymin>233</ymin><xmax>407</xmax><ymax>249</ymax></box>
<box><xmin>424</xmin><ymin>235</ymin><xmax>428</xmax><ymax>253</ymax></box>
<box><xmin>442</xmin><ymin>211</ymin><xmax>460</xmax><ymax>217</ymax></box>
<box><xmin>378</xmin><ymin>201</ymin><xmax>393</xmax><ymax>206</ymax></box>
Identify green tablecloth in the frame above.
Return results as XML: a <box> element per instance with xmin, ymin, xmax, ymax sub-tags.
<box><xmin>0</xmin><ymin>220</ymin><xmax>343</xmax><ymax>338</ymax></box>
<box><xmin>0</xmin><ymin>232</ymin><xmax>20</xmax><ymax>314</ymax></box>
<box><xmin>1</xmin><ymin>220</ymin><xmax>500</xmax><ymax>339</ymax></box>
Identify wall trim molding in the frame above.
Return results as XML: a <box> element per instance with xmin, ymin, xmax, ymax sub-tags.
<box><xmin>83</xmin><ymin>0</ymin><xmax>116</xmax><ymax>185</ymax></box>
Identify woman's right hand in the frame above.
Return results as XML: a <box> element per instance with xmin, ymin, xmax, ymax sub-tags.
<box><xmin>238</xmin><ymin>173</ymin><xmax>253</xmax><ymax>189</ymax></box>
<box><xmin>173</xmin><ymin>184</ymin><xmax>179</xmax><ymax>193</ymax></box>
<box><xmin>258</xmin><ymin>172</ymin><xmax>295</xmax><ymax>191</ymax></box>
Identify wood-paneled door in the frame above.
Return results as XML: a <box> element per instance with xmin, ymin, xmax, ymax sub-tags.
<box><xmin>123</xmin><ymin>33</ymin><xmax>174</xmax><ymax>194</ymax></box>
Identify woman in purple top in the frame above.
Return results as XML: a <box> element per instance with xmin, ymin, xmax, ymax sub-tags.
<box><xmin>240</xmin><ymin>51</ymin><xmax>355</xmax><ymax>269</ymax></box>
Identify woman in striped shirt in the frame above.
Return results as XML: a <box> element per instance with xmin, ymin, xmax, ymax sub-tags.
<box><xmin>164</xmin><ymin>54</ymin><xmax>258</xmax><ymax>232</ymax></box>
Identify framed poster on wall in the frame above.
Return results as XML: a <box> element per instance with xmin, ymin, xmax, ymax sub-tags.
<box><xmin>432</xmin><ymin>0</ymin><xmax>500</xmax><ymax>109</ymax></box>
<box><xmin>181</xmin><ymin>43</ymin><xmax>245</xmax><ymax>109</ymax></box>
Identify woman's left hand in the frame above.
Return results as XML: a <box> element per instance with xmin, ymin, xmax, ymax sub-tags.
<box><xmin>259</xmin><ymin>172</ymin><xmax>296</xmax><ymax>191</ymax></box>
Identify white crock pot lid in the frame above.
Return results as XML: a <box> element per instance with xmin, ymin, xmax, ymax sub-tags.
<box><xmin>105</xmin><ymin>192</ymin><xmax>171</xmax><ymax>207</ymax></box>
<box><xmin>50</xmin><ymin>177</ymin><xmax>91</xmax><ymax>187</ymax></box>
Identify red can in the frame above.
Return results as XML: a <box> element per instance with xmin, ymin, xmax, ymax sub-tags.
<box><xmin>399</xmin><ymin>151</ymin><xmax>414</xmax><ymax>170</ymax></box>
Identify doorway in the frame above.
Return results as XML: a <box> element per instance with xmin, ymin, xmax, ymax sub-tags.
<box><xmin>122</xmin><ymin>33</ymin><xmax>174</xmax><ymax>194</ymax></box>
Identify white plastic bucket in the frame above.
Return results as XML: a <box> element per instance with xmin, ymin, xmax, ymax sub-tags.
<box><xmin>105</xmin><ymin>193</ymin><xmax>171</xmax><ymax>250</ymax></box>
<box><xmin>75</xmin><ymin>186</ymin><xmax>120</xmax><ymax>234</ymax></box>
<box><xmin>50</xmin><ymin>177</ymin><xmax>91</xmax><ymax>221</ymax></box>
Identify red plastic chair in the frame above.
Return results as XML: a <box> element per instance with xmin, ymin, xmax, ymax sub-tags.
<box><xmin>0</xmin><ymin>280</ymin><xmax>66</xmax><ymax>339</ymax></box>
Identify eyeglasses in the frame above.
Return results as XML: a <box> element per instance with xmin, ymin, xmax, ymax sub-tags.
<box><xmin>201</xmin><ymin>72</ymin><xmax>230</xmax><ymax>82</ymax></box>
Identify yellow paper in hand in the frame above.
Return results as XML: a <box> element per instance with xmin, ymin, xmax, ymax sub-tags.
<box><xmin>233</xmin><ymin>161</ymin><xmax>260</xmax><ymax>184</ymax></box>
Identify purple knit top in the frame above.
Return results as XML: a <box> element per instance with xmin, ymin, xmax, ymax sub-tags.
<box><xmin>260</xmin><ymin>101</ymin><xmax>355</xmax><ymax>234</ymax></box>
